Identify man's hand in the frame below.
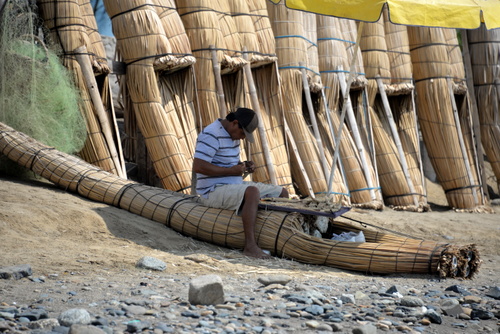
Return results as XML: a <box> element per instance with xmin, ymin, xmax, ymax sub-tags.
<box><xmin>243</xmin><ymin>161</ymin><xmax>255</xmax><ymax>174</ymax></box>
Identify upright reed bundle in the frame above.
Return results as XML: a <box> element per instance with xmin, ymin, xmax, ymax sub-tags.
<box><xmin>177</xmin><ymin>0</ymin><xmax>226</xmax><ymax>127</ymax></box>
<box><xmin>214</xmin><ymin>0</ymin><xmax>247</xmax><ymax>72</ymax></box>
<box><xmin>0</xmin><ymin>121</ymin><xmax>481</xmax><ymax>278</ymax></box>
<box><xmin>247</xmin><ymin>0</ymin><xmax>276</xmax><ymax>56</ymax></box>
<box><xmin>154</xmin><ymin>0</ymin><xmax>198</xmax><ymax>161</ymax></box>
<box><xmin>468</xmin><ymin>26</ymin><xmax>500</xmax><ymax>188</ymax></box>
<box><xmin>79</xmin><ymin>0</ymin><xmax>109</xmax><ymax>74</ymax></box>
<box><xmin>316</xmin><ymin>16</ymin><xmax>380</xmax><ymax>208</ymax></box>
<box><xmin>408</xmin><ymin>27</ymin><xmax>488</xmax><ymax>211</ymax></box>
<box><xmin>302</xmin><ymin>12</ymin><xmax>321</xmax><ymax>91</ymax></box>
<box><xmin>37</xmin><ymin>0</ymin><xmax>122</xmax><ymax>177</ymax></box>
<box><xmin>105</xmin><ymin>0</ymin><xmax>192</xmax><ymax>193</ymax></box>
<box><xmin>268</xmin><ymin>2</ymin><xmax>337</xmax><ymax>197</ymax></box>
<box><xmin>362</xmin><ymin>15</ymin><xmax>427</xmax><ymax>210</ymax></box>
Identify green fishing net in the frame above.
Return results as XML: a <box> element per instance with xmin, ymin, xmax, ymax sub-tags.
<box><xmin>0</xmin><ymin>1</ymin><xmax>86</xmax><ymax>152</ymax></box>
<box><xmin>0</xmin><ymin>0</ymin><xmax>87</xmax><ymax>175</ymax></box>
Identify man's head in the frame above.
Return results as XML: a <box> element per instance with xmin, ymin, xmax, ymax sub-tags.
<box><xmin>227</xmin><ymin>107</ymin><xmax>258</xmax><ymax>143</ymax></box>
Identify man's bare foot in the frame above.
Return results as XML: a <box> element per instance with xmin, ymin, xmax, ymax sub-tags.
<box><xmin>243</xmin><ymin>245</ymin><xmax>272</xmax><ymax>259</ymax></box>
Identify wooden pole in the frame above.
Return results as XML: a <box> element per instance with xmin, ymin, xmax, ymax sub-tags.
<box><xmin>74</xmin><ymin>45</ymin><xmax>126</xmax><ymax>179</ymax></box>
<box><xmin>299</xmin><ymin>63</ymin><xmax>330</xmax><ymax>182</ymax></box>
<box><xmin>460</xmin><ymin>30</ymin><xmax>489</xmax><ymax>201</ymax></box>
<box><xmin>242</xmin><ymin>48</ymin><xmax>277</xmax><ymax>185</ymax></box>
<box><xmin>210</xmin><ymin>45</ymin><xmax>227</xmax><ymax>119</ymax></box>
<box><xmin>338</xmin><ymin>70</ymin><xmax>376</xmax><ymax>201</ymax></box>
<box><xmin>284</xmin><ymin>118</ymin><xmax>315</xmax><ymax>199</ymax></box>
<box><xmin>447</xmin><ymin>77</ymin><xmax>479</xmax><ymax>205</ymax></box>
<box><xmin>327</xmin><ymin>22</ymin><xmax>365</xmax><ymax>194</ymax></box>
<box><xmin>376</xmin><ymin>76</ymin><xmax>419</xmax><ymax>207</ymax></box>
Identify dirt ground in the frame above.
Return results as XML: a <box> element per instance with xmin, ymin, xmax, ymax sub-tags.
<box><xmin>0</xmin><ymin>172</ymin><xmax>499</xmax><ymax>283</ymax></box>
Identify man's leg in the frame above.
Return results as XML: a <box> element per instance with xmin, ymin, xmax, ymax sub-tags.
<box><xmin>240</xmin><ymin>186</ymin><xmax>270</xmax><ymax>259</ymax></box>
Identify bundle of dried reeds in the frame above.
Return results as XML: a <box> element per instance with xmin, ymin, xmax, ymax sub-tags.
<box><xmin>361</xmin><ymin>15</ymin><xmax>427</xmax><ymax>211</ymax></box>
<box><xmin>0</xmin><ymin>121</ymin><xmax>480</xmax><ymax>278</ymax></box>
<box><xmin>408</xmin><ymin>27</ymin><xmax>489</xmax><ymax>211</ymax></box>
<box><xmin>105</xmin><ymin>0</ymin><xmax>192</xmax><ymax>192</ymax></box>
<box><xmin>37</xmin><ymin>0</ymin><xmax>123</xmax><ymax>177</ymax></box>
<box><xmin>229</xmin><ymin>0</ymin><xmax>275</xmax><ymax>66</ymax></box>
<box><xmin>79</xmin><ymin>0</ymin><xmax>109</xmax><ymax>74</ymax></box>
<box><xmin>154</xmin><ymin>0</ymin><xmax>198</xmax><ymax>163</ymax></box>
<box><xmin>383</xmin><ymin>9</ymin><xmax>413</xmax><ymax>95</ymax></box>
<box><xmin>176</xmin><ymin>0</ymin><xmax>226</xmax><ymax>127</ymax></box>
<box><xmin>467</xmin><ymin>26</ymin><xmax>500</xmax><ymax>190</ymax></box>
<box><xmin>247</xmin><ymin>0</ymin><xmax>276</xmax><ymax>56</ymax></box>
<box><xmin>268</xmin><ymin>2</ymin><xmax>339</xmax><ymax>198</ymax></box>
<box><xmin>316</xmin><ymin>16</ymin><xmax>380</xmax><ymax>208</ymax></box>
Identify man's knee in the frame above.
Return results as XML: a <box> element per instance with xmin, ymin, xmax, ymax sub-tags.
<box><xmin>244</xmin><ymin>185</ymin><xmax>260</xmax><ymax>199</ymax></box>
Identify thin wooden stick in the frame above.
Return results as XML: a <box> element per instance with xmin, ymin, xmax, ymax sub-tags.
<box><xmin>300</xmin><ymin>62</ymin><xmax>329</xmax><ymax>181</ymax></box>
<box><xmin>447</xmin><ymin>77</ymin><xmax>478</xmax><ymax>205</ymax></box>
<box><xmin>376</xmin><ymin>76</ymin><xmax>419</xmax><ymax>207</ymax></box>
<box><xmin>284</xmin><ymin>118</ymin><xmax>315</xmax><ymax>199</ymax></box>
<box><xmin>74</xmin><ymin>45</ymin><xmax>126</xmax><ymax>179</ymax></box>
<box><xmin>338</xmin><ymin>69</ymin><xmax>376</xmax><ymax>201</ymax></box>
<box><xmin>460</xmin><ymin>30</ymin><xmax>489</xmax><ymax>201</ymax></box>
<box><xmin>242</xmin><ymin>47</ymin><xmax>277</xmax><ymax>184</ymax></box>
<box><xmin>327</xmin><ymin>22</ymin><xmax>365</xmax><ymax>194</ymax></box>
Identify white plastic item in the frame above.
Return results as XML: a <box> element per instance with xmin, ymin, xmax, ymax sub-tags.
<box><xmin>331</xmin><ymin>231</ymin><xmax>365</xmax><ymax>242</ymax></box>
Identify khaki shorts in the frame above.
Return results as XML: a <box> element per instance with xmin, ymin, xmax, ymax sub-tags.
<box><xmin>200</xmin><ymin>181</ymin><xmax>283</xmax><ymax>214</ymax></box>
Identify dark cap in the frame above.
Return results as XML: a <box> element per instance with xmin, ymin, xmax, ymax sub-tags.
<box><xmin>233</xmin><ymin>107</ymin><xmax>258</xmax><ymax>143</ymax></box>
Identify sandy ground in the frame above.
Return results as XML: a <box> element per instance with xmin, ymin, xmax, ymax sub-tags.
<box><xmin>0</xmin><ymin>173</ymin><xmax>499</xmax><ymax>283</ymax></box>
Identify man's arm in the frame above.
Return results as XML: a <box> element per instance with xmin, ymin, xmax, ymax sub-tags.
<box><xmin>193</xmin><ymin>158</ymin><xmax>246</xmax><ymax>177</ymax></box>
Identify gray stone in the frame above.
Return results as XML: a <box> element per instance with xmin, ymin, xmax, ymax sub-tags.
<box><xmin>122</xmin><ymin>305</ymin><xmax>147</xmax><ymax>315</ymax></box>
<box><xmin>352</xmin><ymin>324</ymin><xmax>377</xmax><ymax>334</ymax></box>
<box><xmin>188</xmin><ymin>274</ymin><xmax>224</xmax><ymax>305</ymax></box>
<box><xmin>69</xmin><ymin>324</ymin><xmax>106</xmax><ymax>334</ymax></box>
<box><xmin>486</xmin><ymin>286</ymin><xmax>500</xmax><ymax>299</ymax></box>
<box><xmin>257</xmin><ymin>275</ymin><xmax>292</xmax><ymax>286</ymax></box>
<box><xmin>386</xmin><ymin>285</ymin><xmax>407</xmax><ymax>295</ymax></box>
<box><xmin>27</xmin><ymin>318</ymin><xmax>60</xmax><ymax>330</ymax></box>
<box><xmin>0</xmin><ymin>264</ymin><xmax>32</xmax><ymax>280</ymax></box>
<box><xmin>442</xmin><ymin>303</ymin><xmax>465</xmax><ymax>317</ymax></box>
<box><xmin>340</xmin><ymin>293</ymin><xmax>355</xmax><ymax>304</ymax></box>
<box><xmin>58</xmin><ymin>309</ymin><xmax>91</xmax><ymax>327</ymax></box>
<box><xmin>400</xmin><ymin>296</ymin><xmax>425</xmax><ymax>307</ymax></box>
<box><xmin>135</xmin><ymin>256</ymin><xmax>166</xmax><ymax>271</ymax></box>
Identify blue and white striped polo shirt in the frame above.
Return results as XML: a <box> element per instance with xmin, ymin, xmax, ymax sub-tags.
<box><xmin>194</xmin><ymin>119</ymin><xmax>243</xmax><ymax>197</ymax></box>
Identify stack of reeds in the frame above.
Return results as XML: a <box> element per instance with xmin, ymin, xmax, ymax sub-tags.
<box><xmin>176</xmin><ymin>0</ymin><xmax>227</xmax><ymax>127</ymax></box>
<box><xmin>79</xmin><ymin>0</ymin><xmax>109</xmax><ymax>75</ymax></box>
<box><xmin>467</xmin><ymin>26</ymin><xmax>500</xmax><ymax>190</ymax></box>
<box><xmin>361</xmin><ymin>13</ymin><xmax>427</xmax><ymax>211</ymax></box>
<box><xmin>154</xmin><ymin>0</ymin><xmax>198</xmax><ymax>161</ymax></box>
<box><xmin>408</xmin><ymin>27</ymin><xmax>489</xmax><ymax>211</ymax></box>
<box><xmin>105</xmin><ymin>0</ymin><xmax>193</xmax><ymax>193</ymax></box>
<box><xmin>0</xmin><ymin>121</ymin><xmax>481</xmax><ymax>278</ymax></box>
<box><xmin>245</xmin><ymin>0</ymin><xmax>295</xmax><ymax>194</ymax></box>
<box><xmin>267</xmin><ymin>1</ymin><xmax>347</xmax><ymax>201</ymax></box>
<box><xmin>37</xmin><ymin>0</ymin><xmax>125</xmax><ymax>177</ymax></box>
<box><xmin>316</xmin><ymin>15</ymin><xmax>380</xmax><ymax>208</ymax></box>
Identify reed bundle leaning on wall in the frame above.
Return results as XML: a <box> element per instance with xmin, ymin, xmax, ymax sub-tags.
<box><xmin>383</xmin><ymin>11</ymin><xmax>427</xmax><ymax>210</ymax></box>
<box><xmin>246</xmin><ymin>0</ymin><xmax>295</xmax><ymax>194</ymax></box>
<box><xmin>0</xmin><ymin>121</ymin><xmax>481</xmax><ymax>278</ymax></box>
<box><xmin>362</xmin><ymin>17</ymin><xmax>427</xmax><ymax>211</ymax></box>
<box><xmin>105</xmin><ymin>0</ymin><xmax>192</xmax><ymax>193</ymax></box>
<box><xmin>37</xmin><ymin>0</ymin><xmax>120</xmax><ymax>176</ymax></box>
<box><xmin>468</xmin><ymin>26</ymin><xmax>500</xmax><ymax>189</ymax></box>
<box><xmin>408</xmin><ymin>26</ymin><xmax>489</xmax><ymax>211</ymax></box>
<box><xmin>154</xmin><ymin>0</ymin><xmax>198</xmax><ymax>160</ymax></box>
<box><xmin>316</xmin><ymin>16</ymin><xmax>380</xmax><ymax>207</ymax></box>
<box><xmin>268</xmin><ymin>2</ymin><xmax>336</xmax><ymax>197</ymax></box>
<box><xmin>176</xmin><ymin>0</ymin><xmax>226</xmax><ymax>127</ymax></box>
